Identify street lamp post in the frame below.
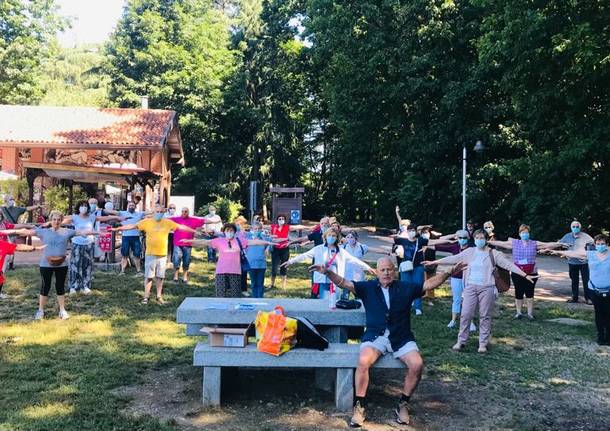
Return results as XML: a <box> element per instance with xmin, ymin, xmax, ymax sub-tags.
<box><xmin>462</xmin><ymin>140</ymin><xmax>485</xmax><ymax>229</ymax></box>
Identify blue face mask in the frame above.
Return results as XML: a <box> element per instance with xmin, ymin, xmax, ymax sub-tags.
<box><xmin>571</xmin><ymin>226</ymin><xmax>581</xmax><ymax>234</ymax></box>
<box><xmin>475</xmin><ymin>239</ymin><xmax>486</xmax><ymax>248</ymax></box>
<box><xmin>154</xmin><ymin>213</ymin><xmax>163</xmax><ymax>221</ymax></box>
<box><xmin>596</xmin><ymin>244</ymin><xmax>608</xmax><ymax>253</ymax></box>
<box><xmin>326</xmin><ymin>236</ymin><xmax>336</xmax><ymax>245</ymax></box>
<box><xmin>236</xmin><ymin>225</ymin><xmax>241</xmax><ymax>231</ymax></box>
<box><xmin>520</xmin><ymin>232</ymin><xmax>530</xmax><ymax>241</ymax></box>
<box><xmin>225</xmin><ymin>231</ymin><xmax>235</xmax><ymax>240</ymax></box>
<box><xmin>458</xmin><ymin>238</ymin><xmax>468</xmax><ymax>246</ymax></box>
<box><xmin>89</xmin><ymin>204</ymin><xmax>97</xmax><ymax>212</ymax></box>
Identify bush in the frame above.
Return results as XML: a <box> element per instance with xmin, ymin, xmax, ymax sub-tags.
<box><xmin>43</xmin><ymin>185</ymin><xmax>88</xmax><ymax>215</ymax></box>
<box><xmin>197</xmin><ymin>196</ymin><xmax>243</xmax><ymax>224</ymax></box>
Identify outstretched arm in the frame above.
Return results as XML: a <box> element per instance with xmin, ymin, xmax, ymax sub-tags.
<box><xmin>536</xmin><ymin>240</ymin><xmax>565</xmax><ymax>250</ymax></box>
<box><xmin>176</xmin><ymin>224</ymin><xmax>197</xmax><ymax>234</ymax></box>
<box><xmin>112</xmin><ymin>224</ymin><xmax>137</xmax><ymax>232</ymax></box>
<box><xmin>309</xmin><ymin>265</ymin><xmax>355</xmax><ymax>294</ymax></box>
<box><xmin>395</xmin><ymin>206</ymin><xmax>402</xmax><ymax>227</ymax></box>
<box><xmin>422</xmin><ymin>263</ymin><xmax>467</xmax><ymax>292</ymax></box>
<box><xmin>549</xmin><ymin>249</ymin><xmax>587</xmax><ymax>260</ymax></box>
<box><xmin>488</xmin><ymin>239</ymin><xmax>513</xmax><ymax>250</ymax></box>
<box><xmin>182</xmin><ymin>238</ymin><xmax>211</xmax><ymax>247</ymax></box>
<box><xmin>16</xmin><ymin>244</ymin><xmax>45</xmax><ymax>252</ymax></box>
<box><xmin>0</xmin><ymin>228</ymin><xmax>36</xmax><ymax>237</ymax></box>
<box><xmin>25</xmin><ymin>204</ymin><xmax>42</xmax><ymax>212</ymax></box>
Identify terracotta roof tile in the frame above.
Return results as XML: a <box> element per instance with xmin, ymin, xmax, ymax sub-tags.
<box><xmin>0</xmin><ymin>105</ymin><xmax>177</xmax><ymax>149</ymax></box>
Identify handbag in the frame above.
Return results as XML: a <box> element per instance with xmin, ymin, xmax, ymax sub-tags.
<box><xmin>235</xmin><ymin>237</ymin><xmax>250</xmax><ymax>272</ymax></box>
<box><xmin>336</xmin><ymin>299</ymin><xmax>362</xmax><ymax>309</ymax></box>
<box><xmin>46</xmin><ymin>255</ymin><xmax>66</xmax><ymax>266</ymax></box>
<box><xmin>489</xmin><ymin>250</ymin><xmax>511</xmax><ymax>293</ymax></box>
<box><xmin>255</xmin><ymin>306</ymin><xmax>297</xmax><ymax>356</ymax></box>
<box><xmin>399</xmin><ymin>239</ymin><xmax>418</xmax><ymax>272</ymax></box>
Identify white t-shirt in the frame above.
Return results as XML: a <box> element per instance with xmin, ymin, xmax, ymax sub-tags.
<box><xmin>381</xmin><ymin>286</ymin><xmax>390</xmax><ymax>308</ymax></box>
<box><xmin>469</xmin><ymin>249</ymin><xmax>488</xmax><ymax>286</ymax></box>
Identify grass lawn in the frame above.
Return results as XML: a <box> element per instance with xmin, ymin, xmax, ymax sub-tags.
<box><xmin>1</xmin><ymin>250</ymin><xmax>609</xmax><ymax>431</ymax></box>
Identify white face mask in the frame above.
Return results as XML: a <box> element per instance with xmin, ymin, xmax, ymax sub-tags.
<box><xmin>168</xmin><ymin>208</ymin><xmax>176</xmax><ymax>215</ymax></box>
<box><xmin>7</xmin><ymin>199</ymin><xmax>15</xmax><ymax>207</ymax></box>
<box><xmin>209</xmin><ymin>210</ymin><xmax>216</xmax><ymax>216</ymax></box>
<box><xmin>104</xmin><ymin>202</ymin><xmax>113</xmax><ymax>211</ymax></box>
<box><xmin>484</xmin><ymin>227</ymin><xmax>493</xmax><ymax>232</ymax></box>
<box><xmin>421</xmin><ymin>233</ymin><xmax>430</xmax><ymax>240</ymax></box>
<box><xmin>407</xmin><ymin>231</ymin><xmax>416</xmax><ymax>240</ymax></box>
<box><xmin>277</xmin><ymin>219</ymin><xmax>285</xmax><ymax>226</ymax></box>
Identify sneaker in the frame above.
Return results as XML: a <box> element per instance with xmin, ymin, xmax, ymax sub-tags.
<box><xmin>514</xmin><ymin>313</ymin><xmax>523</xmax><ymax>319</ymax></box>
<box><xmin>527</xmin><ymin>314</ymin><xmax>535</xmax><ymax>320</ymax></box>
<box><xmin>395</xmin><ymin>400</ymin><xmax>410</xmax><ymax>425</ymax></box>
<box><xmin>415</xmin><ymin>309</ymin><xmax>422</xmax><ymax>316</ymax></box>
<box><xmin>118</xmin><ymin>272</ymin><xmax>126</xmax><ymax>276</ymax></box>
<box><xmin>452</xmin><ymin>342</ymin><xmax>463</xmax><ymax>351</ymax></box>
<box><xmin>0</xmin><ymin>293</ymin><xmax>9</xmax><ymax>299</ymax></box>
<box><xmin>83</xmin><ymin>287</ymin><xmax>91</xmax><ymax>295</ymax></box>
<box><xmin>58</xmin><ymin>310</ymin><xmax>70</xmax><ymax>320</ymax></box>
<box><xmin>350</xmin><ymin>401</ymin><xmax>366</xmax><ymax>428</ymax></box>
<box><xmin>469</xmin><ymin>322</ymin><xmax>477</xmax><ymax>332</ymax></box>
<box><xmin>447</xmin><ymin>320</ymin><xmax>456</xmax><ymax>329</ymax></box>
<box><xmin>478</xmin><ymin>345</ymin><xmax>488</xmax><ymax>353</ymax></box>
<box><xmin>34</xmin><ymin>310</ymin><xmax>44</xmax><ymax>320</ymax></box>
<box><xmin>133</xmin><ymin>272</ymin><xmax>143</xmax><ymax>278</ymax></box>
<box><xmin>69</xmin><ymin>288</ymin><xmax>77</xmax><ymax>296</ymax></box>
<box><xmin>567</xmin><ymin>298</ymin><xmax>578</xmax><ymax>303</ymax></box>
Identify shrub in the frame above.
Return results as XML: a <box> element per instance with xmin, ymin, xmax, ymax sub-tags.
<box><xmin>43</xmin><ymin>185</ymin><xmax>88</xmax><ymax>215</ymax></box>
<box><xmin>197</xmin><ymin>196</ymin><xmax>243</xmax><ymax>224</ymax></box>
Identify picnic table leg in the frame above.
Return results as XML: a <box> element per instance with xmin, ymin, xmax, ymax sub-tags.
<box><xmin>202</xmin><ymin>366</ymin><xmax>221</xmax><ymax>406</ymax></box>
<box><xmin>335</xmin><ymin>368</ymin><xmax>354</xmax><ymax>412</ymax></box>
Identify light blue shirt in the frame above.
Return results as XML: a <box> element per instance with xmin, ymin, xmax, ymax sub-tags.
<box><xmin>587</xmin><ymin>251</ymin><xmax>610</xmax><ymax>290</ymax></box>
<box><xmin>119</xmin><ymin>211</ymin><xmax>145</xmax><ymax>237</ymax></box>
<box><xmin>71</xmin><ymin>214</ymin><xmax>96</xmax><ymax>245</ymax></box>
<box><xmin>245</xmin><ymin>231</ymin><xmax>270</xmax><ymax>269</ymax></box>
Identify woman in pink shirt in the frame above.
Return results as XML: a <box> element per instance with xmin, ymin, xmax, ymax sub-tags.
<box><xmin>170</xmin><ymin>207</ymin><xmax>207</xmax><ymax>283</ymax></box>
<box><xmin>185</xmin><ymin>223</ymin><xmax>272</xmax><ymax>297</ymax></box>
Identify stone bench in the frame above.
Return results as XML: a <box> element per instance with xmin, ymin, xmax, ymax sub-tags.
<box><xmin>193</xmin><ymin>342</ymin><xmax>405</xmax><ymax>412</ymax></box>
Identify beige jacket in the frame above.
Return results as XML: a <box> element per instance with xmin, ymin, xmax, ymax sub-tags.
<box><xmin>435</xmin><ymin>247</ymin><xmax>527</xmax><ymax>287</ymax></box>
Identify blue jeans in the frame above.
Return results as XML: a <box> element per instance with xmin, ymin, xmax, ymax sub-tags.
<box><xmin>207</xmin><ymin>246</ymin><xmax>217</xmax><ymax>263</ymax></box>
<box><xmin>173</xmin><ymin>246</ymin><xmax>192</xmax><ymax>271</ymax></box>
<box><xmin>249</xmin><ymin>268</ymin><xmax>266</xmax><ymax>298</ymax></box>
<box><xmin>400</xmin><ymin>266</ymin><xmax>425</xmax><ymax>312</ymax></box>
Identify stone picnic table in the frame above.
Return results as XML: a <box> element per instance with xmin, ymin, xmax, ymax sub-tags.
<box><xmin>176</xmin><ymin>297</ymin><xmax>405</xmax><ymax>411</ymax></box>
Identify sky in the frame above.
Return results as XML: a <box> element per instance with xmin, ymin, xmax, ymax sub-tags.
<box><xmin>56</xmin><ymin>0</ymin><xmax>125</xmax><ymax>48</ymax></box>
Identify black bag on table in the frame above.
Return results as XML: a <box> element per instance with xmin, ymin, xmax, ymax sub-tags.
<box><xmin>295</xmin><ymin>317</ymin><xmax>329</xmax><ymax>350</ymax></box>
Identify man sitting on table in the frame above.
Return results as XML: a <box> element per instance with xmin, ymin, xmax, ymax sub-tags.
<box><xmin>310</xmin><ymin>256</ymin><xmax>466</xmax><ymax>428</ymax></box>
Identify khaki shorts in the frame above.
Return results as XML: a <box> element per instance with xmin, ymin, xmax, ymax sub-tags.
<box><xmin>144</xmin><ymin>255</ymin><xmax>167</xmax><ymax>279</ymax></box>
<box><xmin>361</xmin><ymin>331</ymin><xmax>419</xmax><ymax>359</ymax></box>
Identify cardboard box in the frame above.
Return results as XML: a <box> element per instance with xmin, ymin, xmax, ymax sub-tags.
<box><xmin>201</xmin><ymin>324</ymin><xmax>252</xmax><ymax>348</ymax></box>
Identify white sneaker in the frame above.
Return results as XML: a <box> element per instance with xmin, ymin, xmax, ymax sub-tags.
<box><xmin>34</xmin><ymin>310</ymin><xmax>44</xmax><ymax>320</ymax></box>
<box><xmin>447</xmin><ymin>320</ymin><xmax>456</xmax><ymax>328</ymax></box>
<box><xmin>0</xmin><ymin>293</ymin><xmax>8</xmax><ymax>299</ymax></box>
<box><xmin>69</xmin><ymin>288</ymin><xmax>77</xmax><ymax>295</ymax></box>
<box><xmin>83</xmin><ymin>287</ymin><xmax>92</xmax><ymax>295</ymax></box>
<box><xmin>415</xmin><ymin>309</ymin><xmax>423</xmax><ymax>316</ymax></box>
<box><xmin>58</xmin><ymin>310</ymin><xmax>70</xmax><ymax>320</ymax></box>
<box><xmin>469</xmin><ymin>322</ymin><xmax>477</xmax><ymax>332</ymax></box>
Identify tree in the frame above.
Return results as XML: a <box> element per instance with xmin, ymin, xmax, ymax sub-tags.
<box><xmin>0</xmin><ymin>0</ymin><xmax>66</xmax><ymax>104</ymax></box>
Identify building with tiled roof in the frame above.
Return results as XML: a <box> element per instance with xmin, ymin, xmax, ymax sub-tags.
<box><xmin>0</xmin><ymin>104</ymin><xmax>184</xmax><ymax>210</ymax></box>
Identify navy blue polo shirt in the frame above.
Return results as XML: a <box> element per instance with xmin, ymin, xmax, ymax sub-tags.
<box><xmin>354</xmin><ymin>279</ymin><xmax>423</xmax><ymax>350</ymax></box>
<box><xmin>308</xmin><ymin>230</ymin><xmax>324</xmax><ymax>246</ymax></box>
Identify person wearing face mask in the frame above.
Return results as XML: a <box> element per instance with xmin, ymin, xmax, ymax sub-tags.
<box><xmin>246</xmin><ymin>221</ymin><xmax>273</xmax><ymax>297</ymax></box>
<box><xmin>169</xmin><ymin>207</ymin><xmax>207</xmax><ymax>284</ymax></box>
<box><xmin>88</xmin><ymin>197</ymin><xmax>107</xmax><ymax>261</ymax></box>
<box><xmin>483</xmin><ymin>221</ymin><xmax>496</xmax><ymax>242</ymax></box>
<box><xmin>424</xmin><ymin>230</ymin><xmax>535</xmax><ymax>353</ymax></box>
<box><xmin>204</xmin><ymin>205</ymin><xmax>222</xmax><ymax>263</ymax></box>
<box><xmin>113</xmin><ymin>204</ymin><xmax>197</xmax><ymax>304</ymax></box>
<box><xmin>393</xmin><ymin>224</ymin><xmax>439</xmax><ymax>316</ymax></box>
<box><xmin>465</xmin><ymin>220</ymin><xmax>477</xmax><ymax>247</ymax></box>
<box><xmin>61</xmin><ymin>200</ymin><xmax>122</xmax><ymax>295</ymax></box>
<box><xmin>557</xmin><ymin>220</ymin><xmax>595</xmax><ymax>304</ymax></box>
<box><xmin>184</xmin><ymin>223</ymin><xmax>272</xmax><ymax>297</ymax></box>
<box><xmin>117</xmin><ymin>201</ymin><xmax>147</xmax><ymax>275</ymax></box>
<box><xmin>550</xmin><ymin>234</ymin><xmax>610</xmax><ymax>345</ymax></box>
<box><xmin>281</xmin><ymin>227</ymin><xmax>374</xmax><ymax>299</ymax></box>
<box><xmin>268</xmin><ymin>214</ymin><xmax>291</xmax><ymax>290</ymax></box>
<box><xmin>425</xmin><ymin>229</ymin><xmax>477</xmax><ymax>330</ymax></box>
<box><xmin>489</xmin><ymin>224</ymin><xmax>560</xmax><ymax>319</ymax></box>
<box><xmin>2</xmin><ymin>210</ymin><xmax>94</xmax><ymax>319</ymax></box>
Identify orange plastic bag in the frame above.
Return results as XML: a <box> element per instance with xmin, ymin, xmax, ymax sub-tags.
<box><xmin>255</xmin><ymin>306</ymin><xmax>297</xmax><ymax>356</ymax></box>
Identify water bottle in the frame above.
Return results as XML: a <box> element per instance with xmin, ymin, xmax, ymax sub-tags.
<box><xmin>328</xmin><ymin>283</ymin><xmax>336</xmax><ymax>309</ymax></box>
